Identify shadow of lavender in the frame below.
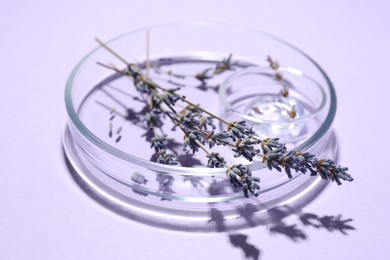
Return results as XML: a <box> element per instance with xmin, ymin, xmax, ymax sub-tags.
<box><xmin>228</xmin><ymin>206</ymin><xmax>356</xmax><ymax>260</ymax></box>
<box><xmin>223</xmin><ymin>130</ymin><xmax>356</xmax><ymax>259</ymax></box>
<box><xmin>230</xmin><ymin>234</ymin><xmax>262</xmax><ymax>260</ymax></box>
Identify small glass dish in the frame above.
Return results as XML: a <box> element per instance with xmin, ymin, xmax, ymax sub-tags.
<box><xmin>63</xmin><ymin>22</ymin><xmax>338</xmax><ymax>232</ymax></box>
<box><xmin>219</xmin><ymin>64</ymin><xmax>328</xmax><ymax>144</ymax></box>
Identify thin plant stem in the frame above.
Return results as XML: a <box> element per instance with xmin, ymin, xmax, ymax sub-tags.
<box><xmin>95</xmin><ymin>38</ymin><xmax>130</xmax><ymax>65</ymax></box>
<box><xmin>195</xmin><ymin>140</ymin><xmax>211</xmax><ymax>155</ymax></box>
<box><xmin>154</xmin><ymin>67</ymin><xmax>197</xmax><ymax>78</ymax></box>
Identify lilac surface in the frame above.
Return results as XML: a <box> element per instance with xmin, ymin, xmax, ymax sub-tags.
<box><xmin>1</xmin><ymin>0</ymin><xmax>389</xmax><ymax>259</ymax></box>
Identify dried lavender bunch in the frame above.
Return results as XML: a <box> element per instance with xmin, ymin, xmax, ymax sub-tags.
<box><xmin>96</xmin><ymin>39</ymin><xmax>353</xmax><ymax>198</ymax></box>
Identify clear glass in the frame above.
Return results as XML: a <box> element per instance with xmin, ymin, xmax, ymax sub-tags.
<box><xmin>220</xmin><ymin>66</ymin><xmax>327</xmax><ymax>144</ymax></box>
<box><xmin>63</xmin><ymin>22</ymin><xmax>337</xmax><ymax>231</ymax></box>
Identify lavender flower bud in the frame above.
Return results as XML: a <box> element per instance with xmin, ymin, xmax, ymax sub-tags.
<box><xmin>264</xmin><ymin>149</ymin><xmax>283</xmax><ymax>172</ymax></box>
<box><xmin>214</xmin><ymin>54</ymin><xmax>235</xmax><ymax>75</ymax></box>
<box><xmin>183</xmin><ymin>130</ymin><xmax>205</xmax><ymax>153</ymax></box>
<box><xmin>232</xmin><ymin>136</ymin><xmax>261</xmax><ymax>162</ymax></box>
<box><xmin>195</xmin><ymin>68</ymin><xmax>213</xmax><ymax>83</ymax></box>
<box><xmin>261</xmin><ymin>138</ymin><xmax>286</xmax><ymax>154</ymax></box>
<box><xmin>227</xmin><ymin>164</ymin><xmax>260</xmax><ymax>198</ymax></box>
<box><xmin>335</xmin><ymin>166</ymin><xmax>353</xmax><ymax>183</ymax></box>
<box><xmin>181</xmin><ymin>111</ymin><xmax>200</xmax><ymax>128</ymax></box>
<box><xmin>141</xmin><ymin>109</ymin><xmax>161</xmax><ymax>129</ymax></box>
<box><xmin>206</xmin><ymin>153</ymin><xmax>226</xmax><ymax>168</ymax></box>
<box><xmin>228</xmin><ymin>121</ymin><xmax>254</xmax><ymax>140</ymax></box>
<box><xmin>162</xmin><ymin>87</ymin><xmax>182</xmax><ymax>106</ymax></box>
<box><xmin>316</xmin><ymin>159</ymin><xmax>334</xmax><ymax>180</ymax></box>
<box><xmin>207</xmin><ymin>131</ymin><xmax>234</xmax><ymax>148</ymax></box>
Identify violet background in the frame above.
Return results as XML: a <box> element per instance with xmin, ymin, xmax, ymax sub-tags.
<box><xmin>1</xmin><ymin>0</ymin><xmax>389</xmax><ymax>259</ymax></box>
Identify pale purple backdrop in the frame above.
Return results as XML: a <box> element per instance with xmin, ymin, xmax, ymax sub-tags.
<box><xmin>1</xmin><ymin>0</ymin><xmax>389</xmax><ymax>259</ymax></box>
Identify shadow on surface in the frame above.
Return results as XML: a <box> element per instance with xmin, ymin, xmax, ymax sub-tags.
<box><xmin>228</xmin><ymin>207</ymin><xmax>356</xmax><ymax>259</ymax></box>
<box><xmin>229</xmin><ymin>234</ymin><xmax>261</xmax><ymax>260</ymax></box>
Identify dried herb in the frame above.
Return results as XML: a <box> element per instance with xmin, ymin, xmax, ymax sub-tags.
<box><xmin>95</xmin><ymin>38</ymin><xmax>353</xmax><ymax>198</ymax></box>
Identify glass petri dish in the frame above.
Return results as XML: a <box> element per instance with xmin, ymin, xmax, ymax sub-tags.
<box><xmin>63</xmin><ymin>22</ymin><xmax>337</xmax><ymax>232</ymax></box>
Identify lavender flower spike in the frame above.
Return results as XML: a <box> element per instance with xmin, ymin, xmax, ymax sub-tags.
<box><xmin>263</xmin><ymin>149</ymin><xmax>283</xmax><ymax>172</ymax></box>
<box><xmin>228</xmin><ymin>120</ymin><xmax>254</xmax><ymax>140</ymax></box>
<box><xmin>335</xmin><ymin>166</ymin><xmax>353</xmax><ymax>183</ymax></box>
<box><xmin>227</xmin><ymin>164</ymin><xmax>260</xmax><ymax>198</ymax></box>
<box><xmin>162</xmin><ymin>87</ymin><xmax>183</xmax><ymax>106</ymax></box>
<box><xmin>207</xmin><ymin>131</ymin><xmax>234</xmax><ymax>148</ymax></box>
<box><xmin>233</xmin><ymin>135</ymin><xmax>261</xmax><ymax>162</ymax></box>
<box><xmin>261</xmin><ymin>137</ymin><xmax>286</xmax><ymax>154</ymax></box>
<box><xmin>180</xmin><ymin>111</ymin><xmax>200</xmax><ymax>128</ymax></box>
<box><xmin>207</xmin><ymin>153</ymin><xmax>226</xmax><ymax>168</ymax></box>
<box><xmin>183</xmin><ymin>130</ymin><xmax>205</xmax><ymax>153</ymax></box>
<box><xmin>315</xmin><ymin>159</ymin><xmax>353</xmax><ymax>185</ymax></box>
<box><xmin>141</xmin><ymin>108</ymin><xmax>161</xmax><ymax>129</ymax></box>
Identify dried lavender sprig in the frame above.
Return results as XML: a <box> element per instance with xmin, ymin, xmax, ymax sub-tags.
<box><xmin>315</xmin><ymin>159</ymin><xmax>353</xmax><ymax>185</ymax></box>
<box><xmin>95</xmin><ymin>39</ymin><xmax>353</xmax><ymax>197</ymax></box>
<box><xmin>266</xmin><ymin>55</ymin><xmax>299</xmax><ymax>120</ymax></box>
<box><xmin>267</xmin><ymin>55</ymin><xmax>284</xmax><ymax>82</ymax></box>
<box><xmin>260</xmin><ymin>138</ymin><xmax>353</xmax><ymax>185</ymax></box>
